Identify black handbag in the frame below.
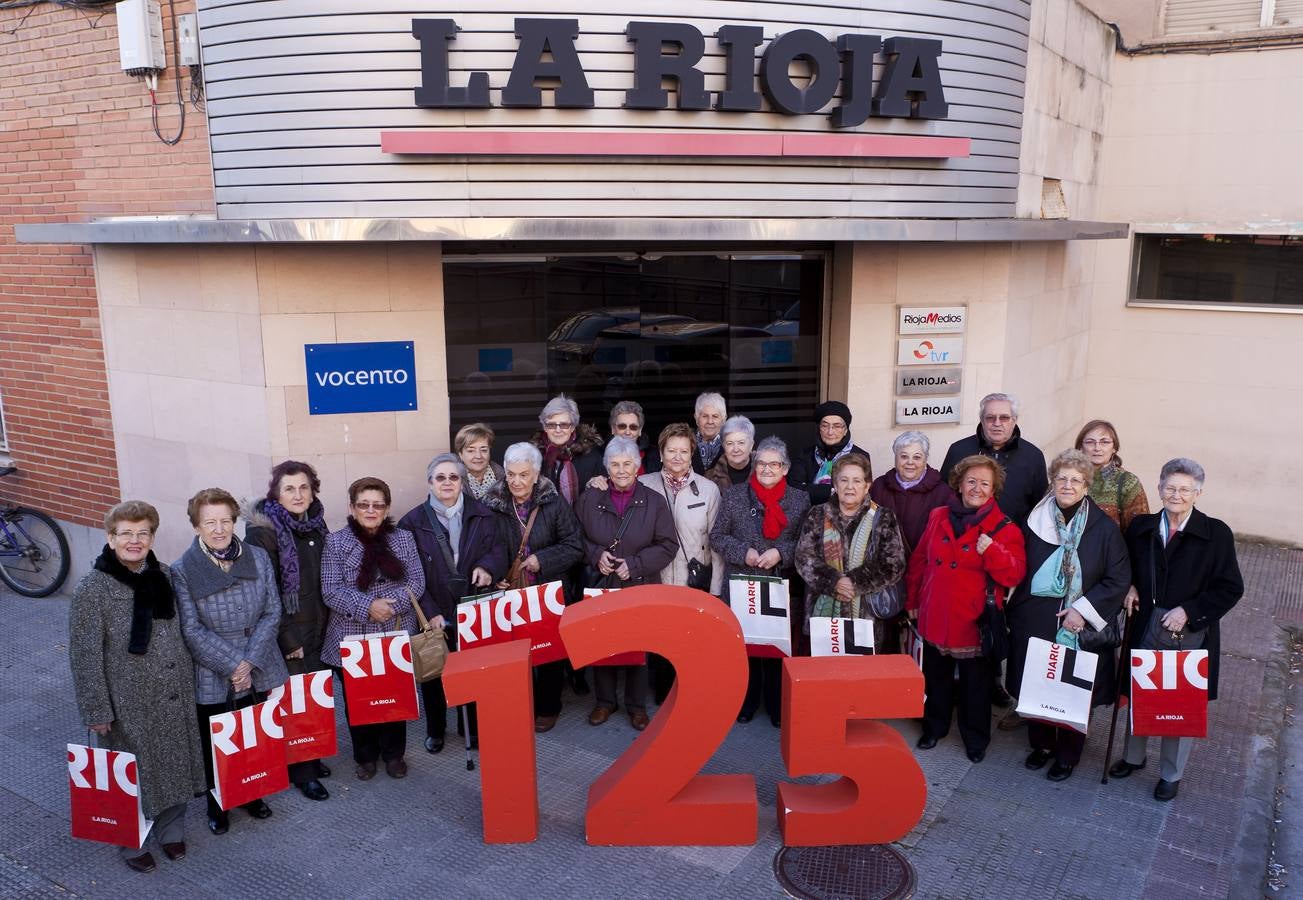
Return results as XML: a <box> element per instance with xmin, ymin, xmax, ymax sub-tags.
<box><xmin>1137</xmin><ymin>534</ymin><xmax>1206</xmax><ymax>651</ymax></box>
<box><xmin>665</xmin><ymin>479</ymin><xmax>713</xmax><ymax>592</ymax></box>
<box><xmin>1078</xmin><ymin>617</ymin><xmax>1122</xmax><ymax>652</ymax></box>
<box><xmin>977</xmin><ymin>516</ymin><xmax>1014</xmax><ymax>661</ymax></box>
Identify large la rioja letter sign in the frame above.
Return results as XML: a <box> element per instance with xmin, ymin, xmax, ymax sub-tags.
<box><xmin>441</xmin><ymin>585</ymin><xmax>927</xmax><ymax>846</ymax></box>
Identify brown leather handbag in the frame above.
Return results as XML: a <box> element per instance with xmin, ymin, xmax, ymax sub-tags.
<box><xmin>406</xmin><ymin>588</ymin><xmax>448</xmax><ymax>683</ymax></box>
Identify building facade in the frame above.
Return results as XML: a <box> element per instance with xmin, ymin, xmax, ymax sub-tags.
<box><xmin>2</xmin><ymin>0</ymin><xmax>1301</xmax><ymax>567</ymax></box>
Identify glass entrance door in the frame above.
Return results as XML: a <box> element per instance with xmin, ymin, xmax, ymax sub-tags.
<box><xmin>443</xmin><ymin>252</ymin><xmax>824</xmax><ymax>453</ymax></box>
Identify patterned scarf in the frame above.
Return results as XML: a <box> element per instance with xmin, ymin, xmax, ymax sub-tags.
<box><xmin>543</xmin><ymin>440</ymin><xmax>580</xmax><ymax>505</ymax></box>
<box><xmin>1031</xmin><ymin>501</ymin><xmax>1089</xmax><ymax>648</ymax></box>
<box><xmin>696</xmin><ymin>433</ymin><xmax>723</xmax><ymax>470</ymax></box>
<box><xmin>347</xmin><ymin>516</ymin><xmax>404</xmax><ymax>591</ymax></box>
<box><xmin>662</xmin><ymin>470</ymin><xmax>691</xmax><ymax>497</ymax></box>
<box><xmin>201</xmin><ymin>536</ymin><xmax>242</xmax><ymax>572</ymax></box>
<box><xmin>466</xmin><ymin>467</ymin><xmax>498</xmax><ymax>501</ymax></box>
<box><xmin>810</xmin><ymin>504</ymin><xmax>877</xmax><ymax>619</ymax></box>
<box><xmin>749</xmin><ymin>473</ymin><xmax>788</xmax><ymax>540</ymax></box>
<box><xmin>813</xmin><ymin>434</ymin><xmax>854</xmax><ymax>485</ymax></box>
<box><xmin>262</xmin><ymin>497</ymin><xmax>327</xmax><ymax>614</ymax></box>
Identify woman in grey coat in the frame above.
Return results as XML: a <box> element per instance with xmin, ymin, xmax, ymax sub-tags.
<box><xmin>70</xmin><ymin>501</ymin><xmax>207</xmax><ymax>874</ymax></box>
<box><xmin>710</xmin><ymin>436</ymin><xmax>811</xmax><ymax>726</ymax></box>
<box><xmin>173</xmin><ymin>488</ymin><xmax>288</xmax><ymax>837</ymax></box>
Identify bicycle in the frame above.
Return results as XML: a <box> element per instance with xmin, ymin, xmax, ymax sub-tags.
<box><xmin>0</xmin><ymin>465</ymin><xmax>72</xmax><ymax>597</ymax></box>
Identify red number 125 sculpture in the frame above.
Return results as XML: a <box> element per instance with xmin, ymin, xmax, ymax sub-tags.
<box><xmin>441</xmin><ymin>585</ymin><xmax>927</xmax><ymax>847</ymax></box>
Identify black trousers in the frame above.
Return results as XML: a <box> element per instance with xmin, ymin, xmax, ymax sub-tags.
<box><xmin>740</xmin><ymin>657</ymin><xmax>782</xmax><ymax>722</ymax></box>
<box><xmin>648</xmin><ymin>653</ymin><xmax>676</xmax><ymax>706</ymax></box>
<box><xmin>196</xmin><ymin>691</ymin><xmax>267</xmax><ymax>814</ymax></box>
<box><xmin>1028</xmin><ymin>720</ymin><xmax>1087</xmax><ymax>765</ymax></box>
<box><xmin>333</xmin><ymin>667</ymin><xmax>406</xmax><ymax>764</ymax></box>
<box><xmin>534</xmin><ymin>659</ymin><xmax>565</xmax><ymax>718</ymax></box>
<box><xmin>420</xmin><ymin>677</ymin><xmax>478</xmax><ymax>739</ymax></box>
<box><xmin>921</xmin><ymin>643</ymin><xmax>992</xmax><ymax>755</ymax></box>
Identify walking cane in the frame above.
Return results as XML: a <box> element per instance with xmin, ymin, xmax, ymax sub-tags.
<box><xmin>460</xmin><ymin>705</ymin><xmax>475</xmax><ymax>771</ymax></box>
<box><xmin>1101</xmin><ymin>604</ymin><xmax>1136</xmax><ymax>784</ymax></box>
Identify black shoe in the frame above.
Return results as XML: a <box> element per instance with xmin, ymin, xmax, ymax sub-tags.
<box><xmin>1154</xmin><ymin>779</ymin><xmax>1180</xmax><ymax>802</ymax></box>
<box><xmin>992</xmin><ymin>685</ymin><xmax>1015</xmax><ymax>708</ymax></box>
<box><xmin>317</xmin><ymin>762</ymin><xmax>331</xmax><ymax>778</ymax></box>
<box><xmin>916</xmin><ymin>733</ymin><xmax>938</xmax><ymax>750</ymax></box>
<box><xmin>243</xmin><ymin>799</ymin><xmax>272</xmax><ymax>820</ymax></box>
<box><xmin>299</xmin><ymin>779</ymin><xmax>329</xmax><ymax>801</ymax></box>
<box><xmin>571</xmin><ymin>673</ymin><xmax>590</xmax><ymax>696</ymax></box>
<box><xmin>1047</xmin><ymin>761</ymin><xmax>1074</xmax><ymax>782</ymax></box>
<box><xmin>206</xmin><ymin>808</ymin><xmax>229</xmax><ymax>835</ymax></box>
<box><xmin>1025</xmin><ymin>749</ymin><xmax>1053</xmax><ymax>771</ymax></box>
<box><xmin>124</xmin><ymin>851</ymin><xmax>156</xmax><ymax>873</ymax></box>
<box><xmin>769</xmin><ymin>717</ymin><xmax>781</xmax><ymax>729</ymax></box>
<box><xmin>967</xmin><ymin>748</ymin><xmax>986</xmax><ymax>764</ymax></box>
<box><xmin>425</xmin><ymin>735</ymin><xmax>445</xmax><ymax>754</ymax></box>
<box><xmin>736</xmin><ymin>713</ymin><xmax>753</xmax><ymax>724</ymax></box>
<box><xmin>1109</xmin><ymin>759</ymin><xmax>1146</xmax><ymax>779</ymax></box>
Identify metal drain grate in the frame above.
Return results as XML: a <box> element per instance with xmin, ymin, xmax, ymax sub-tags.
<box><xmin>773</xmin><ymin>844</ymin><xmax>916</xmax><ymax>900</ymax></box>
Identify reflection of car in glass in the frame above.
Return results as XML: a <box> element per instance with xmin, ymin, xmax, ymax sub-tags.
<box><xmin>763</xmin><ymin>301</ymin><xmax>801</xmax><ymax>336</ymax></box>
<box><xmin>547</xmin><ymin>309</ymin><xmax>695</xmax><ymax>359</ymax></box>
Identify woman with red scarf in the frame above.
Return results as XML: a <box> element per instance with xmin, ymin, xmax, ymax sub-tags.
<box><xmin>531</xmin><ymin>394</ymin><xmax>605</xmax><ymax>508</ymax></box>
<box><xmin>710</xmin><ymin>436</ymin><xmax>811</xmax><ymax>726</ymax></box>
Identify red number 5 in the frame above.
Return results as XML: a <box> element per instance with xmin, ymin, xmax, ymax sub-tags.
<box><xmin>559</xmin><ymin>585</ymin><xmax>758</xmax><ymax>846</ymax></box>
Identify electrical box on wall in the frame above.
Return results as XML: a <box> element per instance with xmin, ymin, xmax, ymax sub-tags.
<box><xmin>116</xmin><ymin>0</ymin><xmax>165</xmax><ymax>73</ymax></box>
<box><xmin>177</xmin><ymin>13</ymin><xmax>200</xmax><ymax>66</ymax></box>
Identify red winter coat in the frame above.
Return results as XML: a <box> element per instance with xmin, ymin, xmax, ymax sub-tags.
<box><xmin>906</xmin><ymin>503</ymin><xmax>1026</xmax><ymax>653</ymax></box>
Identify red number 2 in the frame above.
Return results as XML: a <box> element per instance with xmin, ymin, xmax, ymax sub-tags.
<box><xmin>777</xmin><ymin>655</ymin><xmax>927</xmax><ymax>846</ymax></box>
<box><xmin>559</xmin><ymin>585</ymin><xmax>758</xmax><ymax>846</ymax></box>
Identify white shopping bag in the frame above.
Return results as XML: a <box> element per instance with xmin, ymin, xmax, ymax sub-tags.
<box><xmin>808</xmin><ymin>616</ymin><xmax>875</xmax><ymax>656</ymax></box>
<box><xmin>1015</xmin><ymin>637</ymin><xmax>1097</xmax><ymax>734</ymax></box>
<box><xmin>727</xmin><ymin>575</ymin><xmax>791</xmax><ymax>658</ymax></box>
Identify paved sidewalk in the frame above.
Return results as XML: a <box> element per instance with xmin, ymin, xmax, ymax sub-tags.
<box><xmin>1</xmin><ymin>541</ymin><xmax>1296</xmax><ymax>899</ymax></box>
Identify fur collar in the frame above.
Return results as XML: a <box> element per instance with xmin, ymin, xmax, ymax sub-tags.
<box><xmin>482</xmin><ymin>476</ymin><xmax>560</xmax><ymax>514</ymax></box>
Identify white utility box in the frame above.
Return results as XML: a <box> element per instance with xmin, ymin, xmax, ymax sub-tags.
<box><xmin>116</xmin><ymin>0</ymin><xmax>165</xmax><ymax>73</ymax></box>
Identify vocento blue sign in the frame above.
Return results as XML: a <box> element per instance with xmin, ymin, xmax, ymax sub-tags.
<box><xmin>304</xmin><ymin>341</ymin><xmax>417</xmax><ymax>415</ymax></box>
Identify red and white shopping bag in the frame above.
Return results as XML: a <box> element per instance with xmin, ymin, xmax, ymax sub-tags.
<box><xmin>809</xmin><ymin>616</ymin><xmax>875</xmax><ymax>656</ymax></box>
<box><xmin>456</xmin><ymin>581</ymin><xmax>568</xmax><ymax>665</ymax></box>
<box><xmin>583</xmin><ymin>587</ymin><xmax>646</xmax><ymax>665</ymax></box>
<box><xmin>1015</xmin><ymin>638</ymin><xmax>1098</xmax><ymax>734</ymax></box>
<box><xmin>339</xmin><ymin>631</ymin><xmax>420</xmax><ymax>726</ymax></box>
<box><xmin>268</xmin><ymin>670</ymin><xmax>337</xmax><ymax>765</ymax></box>
<box><xmin>208</xmin><ymin>697</ymin><xmax>289</xmax><ymax>810</ymax></box>
<box><xmin>728</xmin><ymin>575</ymin><xmax>791</xmax><ymax>658</ymax></box>
<box><xmin>1130</xmin><ymin>649</ymin><xmax>1209</xmax><ymax>738</ymax></box>
<box><xmin>67</xmin><ymin>744</ymin><xmax>152</xmax><ymax>848</ymax></box>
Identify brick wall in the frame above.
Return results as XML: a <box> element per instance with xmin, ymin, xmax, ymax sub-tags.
<box><xmin>0</xmin><ymin>0</ymin><xmax>213</xmax><ymax>525</ymax></box>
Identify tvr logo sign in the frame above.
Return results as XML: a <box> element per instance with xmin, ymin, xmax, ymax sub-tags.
<box><xmin>897</xmin><ymin>337</ymin><xmax>964</xmax><ymax>367</ymax></box>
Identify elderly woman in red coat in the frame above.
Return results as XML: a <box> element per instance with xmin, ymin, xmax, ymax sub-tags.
<box><xmin>907</xmin><ymin>455</ymin><xmax>1026</xmax><ymax>763</ymax></box>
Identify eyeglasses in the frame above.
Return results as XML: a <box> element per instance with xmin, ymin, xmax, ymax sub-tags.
<box><xmin>199</xmin><ymin>519</ymin><xmax>234</xmax><ymax>530</ymax></box>
<box><xmin>1160</xmin><ymin>485</ymin><xmax>1197</xmax><ymax>498</ymax></box>
<box><xmin>982</xmin><ymin>414</ymin><xmax>1014</xmax><ymax>424</ymax></box>
<box><xmin>432</xmin><ymin>474</ymin><xmax>461</xmax><ymax>484</ymax></box>
<box><xmin>754</xmin><ymin>460</ymin><xmax>785</xmax><ymax>470</ymax></box>
<box><xmin>1053</xmin><ymin>475</ymin><xmax>1087</xmax><ymax>488</ymax></box>
<box><xmin>818</xmin><ymin>420</ymin><xmax>847</xmax><ymax>432</ymax></box>
<box><xmin>613</xmin><ymin>423</ymin><xmax>639</xmax><ymax>432</ymax></box>
<box><xmin>1081</xmin><ymin>438</ymin><xmax>1114</xmax><ymax>448</ymax></box>
<box><xmin>113</xmin><ymin>530</ymin><xmax>151</xmax><ymax>541</ymax></box>
<box><xmin>544</xmin><ymin>420</ymin><xmax>574</xmax><ymax>431</ymax></box>
<box><xmin>353</xmin><ymin>501</ymin><xmax>389</xmax><ymax>511</ymax></box>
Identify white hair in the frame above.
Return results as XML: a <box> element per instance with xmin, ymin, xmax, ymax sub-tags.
<box><xmin>978</xmin><ymin>392</ymin><xmax>1020</xmax><ymax>419</ymax></box>
<box><xmin>753</xmin><ymin>435</ymin><xmax>789</xmax><ymax>467</ymax></box>
<box><xmin>539</xmin><ymin>394</ymin><xmax>580</xmax><ymax>428</ymax></box>
<box><xmin>502</xmin><ymin>442</ymin><xmax>543</xmax><ymax>473</ymax></box>
<box><xmin>694</xmin><ymin>391</ymin><xmax>726</xmax><ymax>419</ymax></box>
<box><xmin>892</xmin><ymin>430</ymin><xmax>931</xmax><ymax>458</ymax></box>
<box><xmin>603</xmin><ymin>436</ymin><xmax>641</xmax><ymax>468</ymax></box>
<box><xmin>426</xmin><ymin>452</ymin><xmax>465</xmax><ymax>481</ymax></box>
<box><xmin>721</xmin><ymin>415</ymin><xmax>755</xmax><ymax>445</ymax></box>
<box><xmin>1160</xmin><ymin>457</ymin><xmax>1205</xmax><ymax>490</ymax></box>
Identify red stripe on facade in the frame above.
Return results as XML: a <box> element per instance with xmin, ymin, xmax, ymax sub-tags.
<box><xmin>380</xmin><ymin>131</ymin><xmax>970</xmax><ymax>159</ymax></box>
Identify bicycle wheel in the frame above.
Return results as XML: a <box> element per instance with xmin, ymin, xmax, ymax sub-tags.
<box><xmin>0</xmin><ymin>507</ymin><xmax>71</xmax><ymax>597</ymax></box>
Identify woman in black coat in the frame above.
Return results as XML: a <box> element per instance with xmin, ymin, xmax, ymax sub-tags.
<box><xmin>1109</xmin><ymin>458</ymin><xmax>1243</xmax><ymax>802</ymax></box>
<box><xmin>790</xmin><ymin>400</ymin><xmax>872</xmax><ymax>507</ymax></box>
<box><xmin>243</xmin><ymin>460</ymin><xmax>332</xmax><ymax>801</ymax></box>
<box><xmin>1007</xmin><ymin>450</ymin><xmax>1129</xmax><ymax>783</ymax></box>
<box><xmin>483</xmin><ymin>442</ymin><xmax>585</xmax><ymax>733</ymax></box>
<box><xmin>397</xmin><ymin>453</ymin><xmax>509</xmax><ymax>753</ymax></box>
<box><xmin>709</xmin><ymin>436</ymin><xmax>810</xmax><ymax>726</ymax></box>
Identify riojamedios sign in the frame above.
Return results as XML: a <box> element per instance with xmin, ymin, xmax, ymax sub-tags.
<box><xmin>412</xmin><ymin>18</ymin><xmax>950</xmax><ymax>129</ymax></box>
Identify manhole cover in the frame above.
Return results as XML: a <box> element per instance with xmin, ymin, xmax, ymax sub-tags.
<box><xmin>773</xmin><ymin>844</ymin><xmax>916</xmax><ymax>900</ymax></box>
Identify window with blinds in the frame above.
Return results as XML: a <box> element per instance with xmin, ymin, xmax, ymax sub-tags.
<box><xmin>1164</xmin><ymin>0</ymin><xmax>1303</xmax><ymax>34</ymax></box>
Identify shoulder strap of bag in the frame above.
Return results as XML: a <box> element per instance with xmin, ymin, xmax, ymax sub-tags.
<box><xmin>514</xmin><ymin>506</ymin><xmax>541</xmax><ymax>562</ymax></box>
<box><xmin>982</xmin><ymin>515</ymin><xmax>1013</xmax><ymax>603</ymax></box>
<box><xmin>406</xmin><ymin>586</ymin><xmax>434</xmax><ymax>633</ymax></box>
<box><xmin>423</xmin><ymin>503</ymin><xmax>458</xmax><ymax>572</ymax></box>
<box><xmin>607</xmin><ymin>497</ymin><xmax>637</xmax><ymax>551</ymax></box>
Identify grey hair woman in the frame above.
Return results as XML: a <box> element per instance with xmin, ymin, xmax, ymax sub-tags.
<box><xmin>1111</xmin><ymin>458</ymin><xmax>1243</xmax><ymax>802</ymax></box>
<box><xmin>870</xmin><ymin>429</ymin><xmax>956</xmax><ymax>554</ymax></box>
<box><xmin>532</xmin><ymin>393</ymin><xmax>604</xmax><ymax>506</ymax></box>
<box><xmin>705</xmin><ymin>414</ymin><xmax>755</xmax><ymax>494</ymax></box>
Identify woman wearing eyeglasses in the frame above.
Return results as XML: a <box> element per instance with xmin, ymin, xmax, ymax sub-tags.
<box><xmin>1109</xmin><ymin>458</ymin><xmax>1243</xmax><ymax>802</ymax></box>
<box><xmin>1007</xmin><ymin>450</ymin><xmax>1130</xmax><ymax>783</ymax></box>
<box><xmin>321</xmin><ymin>477</ymin><xmax>425</xmax><ymax>781</ymax></box>
<box><xmin>532</xmin><ymin>394</ymin><xmax>605</xmax><ymax>507</ymax></box>
<box><xmin>790</xmin><ymin>401</ymin><xmax>871</xmax><ymax>507</ymax></box>
<box><xmin>1074</xmin><ymin>419</ymin><xmax>1150</xmax><ymax>533</ymax></box>
<box><xmin>398</xmin><ymin>454</ymin><xmax>507</xmax><ymax>753</ymax></box>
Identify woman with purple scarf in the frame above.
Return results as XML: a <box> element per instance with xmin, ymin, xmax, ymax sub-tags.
<box><xmin>244</xmin><ymin>461</ymin><xmax>333</xmax><ymax>802</ymax></box>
